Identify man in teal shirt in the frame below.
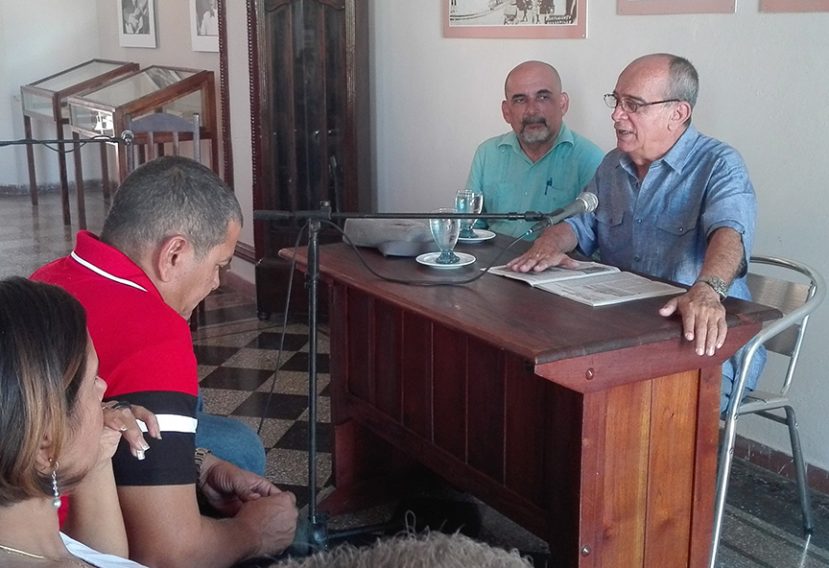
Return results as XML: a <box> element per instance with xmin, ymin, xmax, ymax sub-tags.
<box><xmin>466</xmin><ymin>60</ymin><xmax>604</xmax><ymax>239</ymax></box>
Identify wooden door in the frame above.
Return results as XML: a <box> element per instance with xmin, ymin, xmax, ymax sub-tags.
<box><xmin>249</xmin><ymin>0</ymin><xmax>371</xmax><ymax>320</ymax></box>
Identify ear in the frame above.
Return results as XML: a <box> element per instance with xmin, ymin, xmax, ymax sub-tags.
<box><xmin>669</xmin><ymin>101</ymin><xmax>692</xmax><ymax>129</ymax></box>
<box><xmin>35</xmin><ymin>433</ymin><xmax>56</xmax><ymax>474</ymax></box>
<box><xmin>156</xmin><ymin>235</ymin><xmax>191</xmax><ymax>283</ymax></box>
<box><xmin>501</xmin><ymin>99</ymin><xmax>511</xmax><ymax>124</ymax></box>
<box><xmin>559</xmin><ymin>91</ymin><xmax>570</xmax><ymax>116</ymax></box>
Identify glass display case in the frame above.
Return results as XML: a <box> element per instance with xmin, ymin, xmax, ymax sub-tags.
<box><xmin>20</xmin><ymin>59</ymin><xmax>138</xmax><ymax>223</ymax></box>
<box><xmin>67</xmin><ymin>65</ymin><xmax>217</xmax><ymax>184</ymax></box>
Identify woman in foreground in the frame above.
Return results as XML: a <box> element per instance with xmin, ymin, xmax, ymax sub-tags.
<box><xmin>0</xmin><ymin>277</ymin><xmax>158</xmax><ymax>567</ymax></box>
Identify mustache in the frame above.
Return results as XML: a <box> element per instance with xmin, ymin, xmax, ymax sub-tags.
<box><xmin>522</xmin><ymin>117</ymin><xmax>547</xmax><ymax>127</ymax></box>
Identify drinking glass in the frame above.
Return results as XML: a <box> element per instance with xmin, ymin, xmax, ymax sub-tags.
<box><xmin>429</xmin><ymin>208</ymin><xmax>460</xmax><ymax>264</ymax></box>
<box><xmin>455</xmin><ymin>190</ymin><xmax>484</xmax><ymax>239</ymax></box>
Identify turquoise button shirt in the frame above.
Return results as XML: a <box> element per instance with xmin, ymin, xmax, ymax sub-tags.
<box><xmin>465</xmin><ymin>123</ymin><xmax>604</xmax><ymax>239</ymax></box>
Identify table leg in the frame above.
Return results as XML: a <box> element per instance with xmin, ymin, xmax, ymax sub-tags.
<box><xmin>23</xmin><ymin>116</ymin><xmax>38</xmax><ymax>206</ymax></box>
<box><xmin>72</xmin><ymin>133</ymin><xmax>86</xmax><ymax>230</ymax></box>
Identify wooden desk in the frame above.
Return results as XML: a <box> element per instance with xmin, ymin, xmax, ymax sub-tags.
<box><xmin>281</xmin><ymin>236</ymin><xmax>778</xmax><ymax>567</ymax></box>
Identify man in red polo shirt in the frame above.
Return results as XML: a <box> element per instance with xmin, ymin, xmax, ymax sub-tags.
<box><xmin>33</xmin><ymin>156</ymin><xmax>298</xmax><ymax>567</ymax></box>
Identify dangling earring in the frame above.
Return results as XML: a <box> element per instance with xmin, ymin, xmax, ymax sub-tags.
<box><xmin>51</xmin><ymin>462</ymin><xmax>61</xmax><ymax>509</ymax></box>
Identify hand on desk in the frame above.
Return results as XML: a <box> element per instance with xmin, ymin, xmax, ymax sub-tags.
<box><xmin>659</xmin><ymin>282</ymin><xmax>727</xmax><ymax>357</ymax></box>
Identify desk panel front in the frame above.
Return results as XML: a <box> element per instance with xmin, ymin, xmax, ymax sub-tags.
<box><xmin>280</xmin><ymin>237</ymin><xmax>775</xmax><ymax>568</ymax></box>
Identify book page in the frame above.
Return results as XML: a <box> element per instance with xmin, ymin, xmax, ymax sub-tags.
<box><xmin>488</xmin><ymin>260</ymin><xmax>620</xmax><ymax>287</ymax></box>
<box><xmin>537</xmin><ymin>271</ymin><xmax>685</xmax><ymax>307</ymax></box>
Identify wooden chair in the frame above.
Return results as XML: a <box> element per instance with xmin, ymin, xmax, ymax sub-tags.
<box><xmin>710</xmin><ymin>255</ymin><xmax>826</xmax><ymax>567</ymax></box>
<box><xmin>125</xmin><ymin>112</ymin><xmax>206</xmax><ymax>330</ymax></box>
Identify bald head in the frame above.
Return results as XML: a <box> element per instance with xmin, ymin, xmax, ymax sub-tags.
<box><xmin>505</xmin><ymin>61</ymin><xmax>562</xmax><ymax>98</ymax></box>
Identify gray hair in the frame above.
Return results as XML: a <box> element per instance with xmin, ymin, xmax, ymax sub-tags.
<box><xmin>279</xmin><ymin>531</ymin><xmax>533</xmax><ymax>568</ymax></box>
<box><xmin>663</xmin><ymin>54</ymin><xmax>699</xmax><ymax>109</ymax></box>
<box><xmin>101</xmin><ymin>156</ymin><xmax>242</xmax><ymax>260</ymax></box>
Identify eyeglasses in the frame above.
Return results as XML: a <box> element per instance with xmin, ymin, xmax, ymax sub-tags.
<box><xmin>603</xmin><ymin>93</ymin><xmax>681</xmax><ymax>114</ymax></box>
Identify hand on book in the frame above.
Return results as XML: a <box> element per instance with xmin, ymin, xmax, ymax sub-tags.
<box><xmin>506</xmin><ymin>226</ymin><xmax>580</xmax><ymax>273</ymax></box>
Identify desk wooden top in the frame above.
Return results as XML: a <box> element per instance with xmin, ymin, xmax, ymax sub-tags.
<box><xmin>280</xmin><ymin>235</ymin><xmax>778</xmax><ymax>374</ymax></box>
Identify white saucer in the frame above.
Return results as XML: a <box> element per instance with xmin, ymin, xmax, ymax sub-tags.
<box><xmin>458</xmin><ymin>229</ymin><xmax>496</xmax><ymax>243</ymax></box>
<box><xmin>416</xmin><ymin>251</ymin><xmax>476</xmax><ymax>269</ymax></box>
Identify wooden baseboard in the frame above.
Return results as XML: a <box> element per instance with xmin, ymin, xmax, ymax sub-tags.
<box><xmin>734</xmin><ymin>434</ymin><xmax>829</xmax><ymax>495</ymax></box>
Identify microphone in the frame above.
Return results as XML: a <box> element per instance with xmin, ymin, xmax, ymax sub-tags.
<box><xmin>527</xmin><ymin>192</ymin><xmax>598</xmax><ymax>235</ymax></box>
<box><xmin>120</xmin><ymin>130</ymin><xmax>135</xmax><ymax>146</ymax></box>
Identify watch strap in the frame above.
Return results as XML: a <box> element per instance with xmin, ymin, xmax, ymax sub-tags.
<box><xmin>696</xmin><ymin>276</ymin><xmax>729</xmax><ymax>299</ymax></box>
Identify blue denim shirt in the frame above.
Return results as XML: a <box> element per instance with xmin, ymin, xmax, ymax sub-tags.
<box><xmin>466</xmin><ymin>123</ymin><xmax>603</xmax><ymax>239</ymax></box>
<box><xmin>567</xmin><ymin>126</ymin><xmax>763</xmax><ymax>410</ymax></box>
<box><xmin>567</xmin><ymin>125</ymin><xmax>756</xmax><ymax>300</ymax></box>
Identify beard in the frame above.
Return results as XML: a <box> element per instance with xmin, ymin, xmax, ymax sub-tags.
<box><xmin>519</xmin><ymin>117</ymin><xmax>553</xmax><ymax>145</ymax></box>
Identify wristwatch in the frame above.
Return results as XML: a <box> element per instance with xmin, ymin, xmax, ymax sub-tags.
<box><xmin>194</xmin><ymin>447</ymin><xmax>212</xmax><ymax>486</ymax></box>
<box><xmin>696</xmin><ymin>276</ymin><xmax>729</xmax><ymax>300</ymax></box>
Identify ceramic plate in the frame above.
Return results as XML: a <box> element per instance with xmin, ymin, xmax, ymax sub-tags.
<box><xmin>415</xmin><ymin>252</ymin><xmax>476</xmax><ymax>269</ymax></box>
<box><xmin>458</xmin><ymin>229</ymin><xmax>496</xmax><ymax>243</ymax></box>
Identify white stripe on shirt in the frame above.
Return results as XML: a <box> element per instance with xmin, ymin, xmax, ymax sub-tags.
<box><xmin>70</xmin><ymin>251</ymin><xmax>148</xmax><ymax>293</ymax></box>
<box><xmin>137</xmin><ymin>414</ymin><xmax>198</xmax><ymax>434</ymax></box>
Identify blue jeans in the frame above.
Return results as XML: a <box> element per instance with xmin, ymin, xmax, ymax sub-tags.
<box><xmin>195</xmin><ymin>400</ymin><xmax>266</xmax><ymax>476</ymax></box>
<box><xmin>721</xmin><ymin>344</ymin><xmax>767</xmax><ymax>415</ymax></box>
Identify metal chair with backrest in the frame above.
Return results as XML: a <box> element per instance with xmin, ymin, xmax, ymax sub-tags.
<box><xmin>124</xmin><ymin>111</ymin><xmax>205</xmax><ymax>330</ymax></box>
<box><xmin>710</xmin><ymin>255</ymin><xmax>826</xmax><ymax>567</ymax></box>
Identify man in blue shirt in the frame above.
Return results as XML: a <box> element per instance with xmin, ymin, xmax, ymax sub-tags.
<box><xmin>507</xmin><ymin>53</ymin><xmax>763</xmax><ymax>412</ymax></box>
<box><xmin>465</xmin><ymin>60</ymin><xmax>604</xmax><ymax>239</ymax></box>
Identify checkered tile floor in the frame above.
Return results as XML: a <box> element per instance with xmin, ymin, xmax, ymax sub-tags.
<box><xmin>193</xmin><ymin>290</ymin><xmax>334</xmax><ymax>510</ymax></box>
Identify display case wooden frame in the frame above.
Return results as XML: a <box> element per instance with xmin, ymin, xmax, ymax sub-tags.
<box><xmin>20</xmin><ymin>59</ymin><xmax>139</xmax><ymax>223</ymax></box>
<box><xmin>66</xmin><ymin>65</ymin><xmax>217</xmax><ymax>185</ymax></box>
<box><xmin>444</xmin><ymin>0</ymin><xmax>587</xmax><ymax>39</ymax></box>
<box><xmin>617</xmin><ymin>0</ymin><xmax>735</xmax><ymax>14</ymax></box>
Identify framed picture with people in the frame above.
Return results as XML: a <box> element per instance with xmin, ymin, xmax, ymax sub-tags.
<box><xmin>118</xmin><ymin>0</ymin><xmax>157</xmax><ymax>48</ymax></box>
<box><xmin>617</xmin><ymin>0</ymin><xmax>734</xmax><ymax>14</ymax></box>
<box><xmin>444</xmin><ymin>0</ymin><xmax>587</xmax><ymax>39</ymax></box>
<box><xmin>190</xmin><ymin>0</ymin><xmax>219</xmax><ymax>52</ymax></box>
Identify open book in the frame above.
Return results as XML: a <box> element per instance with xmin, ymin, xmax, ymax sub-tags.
<box><xmin>489</xmin><ymin>260</ymin><xmax>685</xmax><ymax>307</ymax></box>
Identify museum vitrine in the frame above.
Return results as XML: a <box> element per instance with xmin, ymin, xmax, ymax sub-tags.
<box><xmin>21</xmin><ymin>59</ymin><xmax>138</xmax><ymax>222</ymax></box>
<box><xmin>66</xmin><ymin>65</ymin><xmax>217</xmax><ymax>184</ymax></box>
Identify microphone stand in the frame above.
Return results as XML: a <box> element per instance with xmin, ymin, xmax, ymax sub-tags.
<box><xmin>254</xmin><ymin>203</ymin><xmax>553</xmax><ymax>553</ymax></box>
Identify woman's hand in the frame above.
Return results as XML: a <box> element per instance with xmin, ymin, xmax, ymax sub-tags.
<box><xmin>102</xmin><ymin>401</ymin><xmax>161</xmax><ymax>461</ymax></box>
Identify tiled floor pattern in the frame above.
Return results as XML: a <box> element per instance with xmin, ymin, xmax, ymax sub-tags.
<box><xmin>3</xmin><ymin>188</ymin><xmax>829</xmax><ymax>566</ymax></box>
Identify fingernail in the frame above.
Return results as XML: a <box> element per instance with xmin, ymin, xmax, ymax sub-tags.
<box><xmin>696</xmin><ymin>348</ymin><xmax>704</xmax><ymax>356</ymax></box>
<box><xmin>141</xmin><ymin>442</ymin><xmax>150</xmax><ymax>451</ymax></box>
<box><xmin>120</xmin><ymin>425</ymin><xmax>128</xmax><ymax>432</ymax></box>
<box><xmin>136</xmin><ymin>450</ymin><xmax>145</xmax><ymax>461</ymax></box>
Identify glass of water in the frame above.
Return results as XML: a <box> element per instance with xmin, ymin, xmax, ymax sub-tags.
<box><xmin>429</xmin><ymin>208</ymin><xmax>460</xmax><ymax>264</ymax></box>
<box><xmin>455</xmin><ymin>190</ymin><xmax>484</xmax><ymax>239</ymax></box>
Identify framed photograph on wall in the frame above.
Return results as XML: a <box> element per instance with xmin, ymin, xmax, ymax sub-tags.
<box><xmin>190</xmin><ymin>0</ymin><xmax>220</xmax><ymax>52</ymax></box>
<box><xmin>617</xmin><ymin>0</ymin><xmax>735</xmax><ymax>14</ymax></box>
<box><xmin>444</xmin><ymin>0</ymin><xmax>587</xmax><ymax>40</ymax></box>
<box><xmin>760</xmin><ymin>0</ymin><xmax>829</xmax><ymax>11</ymax></box>
<box><xmin>118</xmin><ymin>0</ymin><xmax>157</xmax><ymax>48</ymax></box>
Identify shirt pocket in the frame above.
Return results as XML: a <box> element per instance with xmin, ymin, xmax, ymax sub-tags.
<box><xmin>595</xmin><ymin>208</ymin><xmax>626</xmax><ymax>258</ymax></box>
<box><xmin>654</xmin><ymin>205</ymin><xmax>699</xmax><ymax>239</ymax></box>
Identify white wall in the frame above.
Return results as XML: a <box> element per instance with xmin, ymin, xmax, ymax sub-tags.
<box><xmin>370</xmin><ymin>2</ymin><xmax>829</xmax><ymax>470</ymax></box>
<box><xmin>0</xmin><ymin>0</ymin><xmax>99</xmax><ymax>187</ymax></box>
